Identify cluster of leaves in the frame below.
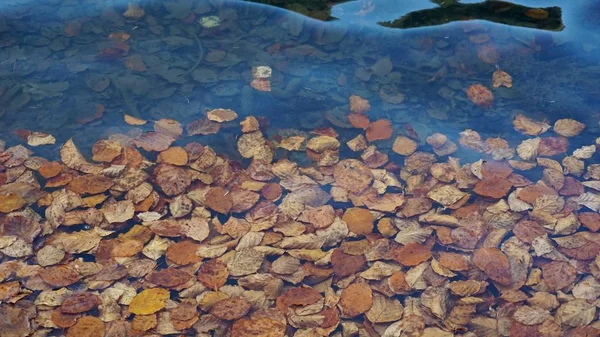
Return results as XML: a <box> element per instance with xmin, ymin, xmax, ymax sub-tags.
<box><xmin>0</xmin><ymin>93</ymin><xmax>599</xmax><ymax>337</ymax></box>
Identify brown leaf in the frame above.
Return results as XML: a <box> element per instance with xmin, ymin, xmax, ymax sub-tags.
<box><xmin>66</xmin><ymin>316</ymin><xmax>105</xmax><ymax>337</ymax></box>
<box><xmin>186</xmin><ymin>118</ymin><xmax>221</xmax><ymax>136</ymax></box>
<box><xmin>210</xmin><ymin>297</ymin><xmax>252</xmax><ymax>320</ymax></box>
<box><xmin>538</xmin><ymin>137</ymin><xmax>568</xmax><ymax>157</ymax></box>
<box><xmin>205</xmin><ymin>186</ymin><xmax>233</xmax><ymax>214</ymax></box>
<box><xmin>333</xmin><ymin>159</ymin><xmax>373</xmax><ymax>194</ymax></box>
<box><xmin>341</xmin><ymin>207</ymin><xmax>374</xmax><ymax>235</ymax></box>
<box><xmin>61</xmin><ymin>293</ymin><xmax>101</xmax><ymax>314</ymax></box>
<box><xmin>392</xmin><ymin>136</ymin><xmax>418</xmax><ymax>156</ymax></box>
<box><xmin>124</xmin><ymin>114</ymin><xmax>147</xmax><ymax>125</ymax></box>
<box><xmin>331</xmin><ymin>248</ymin><xmax>366</xmax><ymax>277</ymax></box>
<box><xmin>473</xmin><ymin>178</ymin><xmax>513</xmax><ymax>198</ymax></box>
<box><xmin>542</xmin><ymin>261</ymin><xmax>576</xmax><ymax>292</ymax></box>
<box><xmin>388</xmin><ymin>243</ymin><xmax>432</xmax><ymax>267</ymax></box>
<box><xmin>166</xmin><ymin>240</ymin><xmax>201</xmax><ymax>265</ymax></box>
<box><xmin>231</xmin><ymin>317</ymin><xmax>286</xmax><ymax>337</ymax></box>
<box><xmin>39</xmin><ymin>265</ymin><xmax>80</xmax><ymax>287</ymax></box>
<box><xmin>129</xmin><ymin>288</ymin><xmax>170</xmax><ymax>315</ymax></box>
<box><xmin>134</xmin><ymin>132</ymin><xmax>175</xmax><ymax>152</ymax></box>
<box><xmin>157</xmin><ymin>147</ymin><xmax>188</xmax><ymax>166</ymax></box>
<box><xmin>154</xmin><ymin>164</ymin><xmax>191</xmax><ymax>196</ymax></box>
<box><xmin>198</xmin><ymin>259</ymin><xmax>229</xmax><ymax>290</ymax></box>
<box><xmin>154</xmin><ymin>119</ymin><xmax>183</xmax><ymax>138</ymax></box>
<box><xmin>473</xmin><ymin>247</ymin><xmax>511</xmax><ymax>286</ymax></box>
<box><xmin>339</xmin><ymin>282</ymin><xmax>373</xmax><ymax>317</ymax></box>
<box><xmin>39</xmin><ymin>161</ymin><xmax>63</xmax><ymax>178</ymax></box>
<box><xmin>276</xmin><ymin>288</ymin><xmax>323</xmax><ymax>312</ymax></box>
<box><xmin>68</xmin><ymin>174</ymin><xmax>114</xmax><ymax>195</ymax></box>
<box><xmin>348</xmin><ymin>113</ymin><xmax>370</xmax><ymax>129</ymax></box>
<box><xmin>439</xmin><ymin>252</ymin><xmax>470</xmax><ymax>271</ymax></box>
<box><xmin>91</xmin><ymin>140</ymin><xmax>122</xmax><ymax>162</ymax></box>
<box><xmin>147</xmin><ymin>268</ymin><xmax>193</xmax><ymax>288</ymax></box>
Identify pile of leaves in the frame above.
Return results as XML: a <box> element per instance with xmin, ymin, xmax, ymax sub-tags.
<box><xmin>0</xmin><ymin>101</ymin><xmax>600</xmax><ymax>337</ymax></box>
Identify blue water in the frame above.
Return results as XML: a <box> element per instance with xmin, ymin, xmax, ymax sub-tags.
<box><xmin>0</xmin><ymin>0</ymin><xmax>599</xmax><ymax>158</ymax></box>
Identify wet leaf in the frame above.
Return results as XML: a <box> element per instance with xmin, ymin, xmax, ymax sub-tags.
<box><xmin>0</xmin><ymin>194</ymin><xmax>26</xmax><ymax>213</ymax></box>
<box><xmin>208</xmin><ymin>108</ymin><xmax>238</xmax><ymax>123</ymax></box>
<box><xmin>333</xmin><ymin>159</ymin><xmax>373</xmax><ymax>194</ymax></box>
<box><xmin>492</xmin><ymin>69</ymin><xmax>512</xmax><ymax>88</ymax></box>
<box><xmin>124</xmin><ymin>114</ymin><xmax>147</xmax><ymax>126</ymax></box>
<box><xmin>198</xmin><ymin>259</ymin><xmax>229</xmax><ymax>290</ymax></box>
<box><xmin>542</xmin><ymin>261</ymin><xmax>576</xmax><ymax>291</ymax></box>
<box><xmin>331</xmin><ymin>248</ymin><xmax>366</xmax><ymax>277</ymax></box>
<box><xmin>129</xmin><ymin>288</ymin><xmax>170</xmax><ymax>315</ymax></box>
<box><xmin>39</xmin><ymin>265</ymin><xmax>80</xmax><ymax>287</ymax></box>
<box><xmin>91</xmin><ymin>140</ymin><xmax>122</xmax><ymax>162</ymax></box>
<box><xmin>466</xmin><ymin>84</ymin><xmax>494</xmax><ymax>108</ymax></box>
<box><xmin>27</xmin><ymin>132</ymin><xmax>56</xmax><ymax>146</ymax></box>
<box><xmin>186</xmin><ymin>118</ymin><xmax>221</xmax><ymax>136</ymax></box>
<box><xmin>554</xmin><ymin>119</ymin><xmax>585</xmax><ymax>137</ymax></box>
<box><xmin>66</xmin><ymin>316</ymin><xmax>105</xmax><ymax>337</ymax></box>
<box><xmin>339</xmin><ymin>282</ymin><xmax>373</xmax><ymax>317</ymax></box>
<box><xmin>342</xmin><ymin>207</ymin><xmax>374</xmax><ymax>235</ymax></box>
<box><xmin>61</xmin><ymin>293</ymin><xmax>101</xmax><ymax>314</ymax></box>
<box><xmin>134</xmin><ymin>132</ymin><xmax>175</xmax><ymax>152</ymax></box>
<box><xmin>231</xmin><ymin>317</ymin><xmax>286</xmax><ymax>337</ymax></box>
<box><xmin>366</xmin><ymin>119</ymin><xmax>393</xmax><ymax>142</ymax></box>
<box><xmin>388</xmin><ymin>243</ymin><xmax>432</xmax><ymax>266</ymax></box>
<box><xmin>366</xmin><ymin>293</ymin><xmax>403</xmax><ymax>323</ymax></box>
<box><xmin>210</xmin><ymin>297</ymin><xmax>252</xmax><ymax>320</ymax></box>
<box><xmin>348</xmin><ymin>113</ymin><xmax>370</xmax><ymax>129</ymax></box>
<box><xmin>349</xmin><ymin>95</ymin><xmax>370</xmax><ymax>114</ymax></box>
<box><xmin>473</xmin><ymin>247</ymin><xmax>511</xmax><ymax>286</ymax></box>
<box><xmin>157</xmin><ymin>147</ymin><xmax>188</xmax><ymax>166</ymax></box>
<box><xmin>392</xmin><ymin>136</ymin><xmax>418</xmax><ymax>156</ymax></box>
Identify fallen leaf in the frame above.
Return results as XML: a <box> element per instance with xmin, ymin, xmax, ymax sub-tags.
<box><xmin>466</xmin><ymin>84</ymin><xmax>493</xmax><ymax>108</ymax></box>
<box><xmin>492</xmin><ymin>69</ymin><xmax>512</xmax><ymax>88</ymax></box>
<box><xmin>342</xmin><ymin>207</ymin><xmax>374</xmax><ymax>235</ymax></box>
<box><xmin>129</xmin><ymin>288</ymin><xmax>170</xmax><ymax>315</ymax></box>
<box><xmin>66</xmin><ymin>316</ymin><xmax>105</xmax><ymax>337</ymax></box>
<box><xmin>27</xmin><ymin>132</ymin><xmax>56</xmax><ymax>146</ymax></box>
<box><xmin>198</xmin><ymin>259</ymin><xmax>229</xmax><ymax>290</ymax></box>
<box><xmin>333</xmin><ymin>159</ymin><xmax>373</xmax><ymax>194</ymax></box>
<box><xmin>124</xmin><ymin>114</ymin><xmax>147</xmax><ymax>125</ymax></box>
<box><xmin>186</xmin><ymin>118</ymin><xmax>221</xmax><ymax>136</ymax></box>
<box><xmin>473</xmin><ymin>247</ymin><xmax>511</xmax><ymax>286</ymax></box>
<box><xmin>339</xmin><ymin>282</ymin><xmax>373</xmax><ymax>317</ymax></box>
<box><xmin>0</xmin><ymin>194</ymin><xmax>26</xmax><ymax>213</ymax></box>
<box><xmin>349</xmin><ymin>95</ymin><xmax>370</xmax><ymax>114</ymax></box>
<box><xmin>554</xmin><ymin>119</ymin><xmax>585</xmax><ymax>137</ymax></box>
<box><xmin>210</xmin><ymin>297</ymin><xmax>252</xmax><ymax>320</ymax></box>
<box><xmin>366</xmin><ymin>119</ymin><xmax>393</xmax><ymax>142</ymax></box>
<box><xmin>207</xmin><ymin>108</ymin><xmax>238</xmax><ymax>123</ymax></box>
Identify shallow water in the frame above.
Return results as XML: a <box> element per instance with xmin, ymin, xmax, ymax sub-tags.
<box><xmin>1</xmin><ymin>0</ymin><xmax>599</xmax><ymax>161</ymax></box>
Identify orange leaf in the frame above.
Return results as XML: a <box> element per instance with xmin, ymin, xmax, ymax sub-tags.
<box><xmin>198</xmin><ymin>259</ymin><xmax>229</xmax><ymax>290</ymax></box>
<box><xmin>348</xmin><ymin>113</ymin><xmax>370</xmax><ymax>129</ymax></box>
<box><xmin>365</xmin><ymin>119</ymin><xmax>393</xmax><ymax>141</ymax></box>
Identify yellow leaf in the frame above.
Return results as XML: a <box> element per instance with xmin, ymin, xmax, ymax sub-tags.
<box><xmin>129</xmin><ymin>288</ymin><xmax>170</xmax><ymax>315</ymax></box>
<box><xmin>0</xmin><ymin>194</ymin><xmax>26</xmax><ymax>213</ymax></box>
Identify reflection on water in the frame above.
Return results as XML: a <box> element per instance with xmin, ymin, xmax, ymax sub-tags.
<box><xmin>1</xmin><ymin>0</ymin><xmax>599</xmax><ymax>160</ymax></box>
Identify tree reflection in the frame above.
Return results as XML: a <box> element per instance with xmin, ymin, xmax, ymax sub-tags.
<box><xmin>246</xmin><ymin>0</ymin><xmax>564</xmax><ymax>31</ymax></box>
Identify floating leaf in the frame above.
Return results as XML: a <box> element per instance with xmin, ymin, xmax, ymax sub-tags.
<box><xmin>554</xmin><ymin>119</ymin><xmax>585</xmax><ymax>137</ymax></box>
